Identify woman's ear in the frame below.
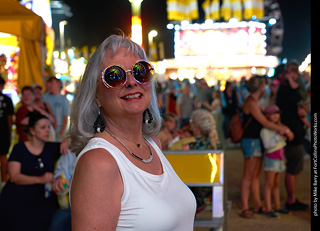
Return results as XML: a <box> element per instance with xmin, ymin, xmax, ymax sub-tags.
<box><xmin>29</xmin><ymin>127</ymin><xmax>35</xmax><ymax>137</ymax></box>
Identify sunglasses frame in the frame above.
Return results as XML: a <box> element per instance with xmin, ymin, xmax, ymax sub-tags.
<box><xmin>101</xmin><ymin>60</ymin><xmax>155</xmax><ymax>88</ymax></box>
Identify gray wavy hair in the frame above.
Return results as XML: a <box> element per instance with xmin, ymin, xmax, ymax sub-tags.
<box><xmin>68</xmin><ymin>34</ymin><xmax>162</xmax><ymax>155</ymax></box>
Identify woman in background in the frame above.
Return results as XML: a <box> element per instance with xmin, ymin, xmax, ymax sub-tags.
<box><xmin>240</xmin><ymin>76</ymin><xmax>291</xmax><ymax>218</ymax></box>
<box><xmin>0</xmin><ymin>113</ymin><xmax>61</xmax><ymax>231</ymax></box>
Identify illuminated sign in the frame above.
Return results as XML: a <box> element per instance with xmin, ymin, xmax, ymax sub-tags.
<box><xmin>54</xmin><ymin>58</ymin><xmax>68</xmax><ymax>74</ymax></box>
<box><xmin>175</xmin><ymin>21</ymin><xmax>267</xmax><ymax>57</ymax></box>
<box><xmin>131</xmin><ymin>16</ymin><xmax>142</xmax><ymax>46</ymax></box>
<box><xmin>21</xmin><ymin>0</ymin><xmax>52</xmax><ymax>27</ymax></box>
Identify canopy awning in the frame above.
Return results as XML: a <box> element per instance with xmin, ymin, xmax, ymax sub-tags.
<box><xmin>0</xmin><ymin>0</ymin><xmax>46</xmax><ymax>90</ymax></box>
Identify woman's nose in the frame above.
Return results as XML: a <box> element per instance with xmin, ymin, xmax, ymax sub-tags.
<box><xmin>125</xmin><ymin>71</ymin><xmax>138</xmax><ymax>87</ymax></box>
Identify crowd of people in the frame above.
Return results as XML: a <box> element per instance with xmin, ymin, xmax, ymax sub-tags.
<box><xmin>155</xmin><ymin>61</ymin><xmax>311</xmax><ymax>219</ymax></box>
<box><xmin>0</xmin><ymin>35</ymin><xmax>311</xmax><ymax>231</ymax></box>
<box><xmin>0</xmin><ymin>74</ymin><xmax>73</xmax><ymax>230</ymax></box>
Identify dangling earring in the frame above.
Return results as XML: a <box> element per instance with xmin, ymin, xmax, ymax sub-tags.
<box><xmin>143</xmin><ymin>108</ymin><xmax>153</xmax><ymax>124</ymax></box>
<box><xmin>93</xmin><ymin>108</ymin><xmax>106</xmax><ymax>133</ymax></box>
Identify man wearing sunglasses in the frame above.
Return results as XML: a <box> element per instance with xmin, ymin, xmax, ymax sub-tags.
<box><xmin>69</xmin><ymin>33</ymin><xmax>196</xmax><ymax>230</ymax></box>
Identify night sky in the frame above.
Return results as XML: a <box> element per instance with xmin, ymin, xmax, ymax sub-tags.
<box><xmin>51</xmin><ymin>0</ymin><xmax>311</xmax><ymax>63</ymax></box>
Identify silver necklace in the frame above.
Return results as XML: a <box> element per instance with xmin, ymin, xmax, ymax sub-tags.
<box><xmin>112</xmin><ymin>134</ymin><xmax>142</xmax><ymax>147</ymax></box>
<box><xmin>105</xmin><ymin>129</ymin><xmax>153</xmax><ymax>163</ymax></box>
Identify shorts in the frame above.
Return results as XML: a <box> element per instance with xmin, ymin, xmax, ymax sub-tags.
<box><xmin>264</xmin><ymin>155</ymin><xmax>285</xmax><ymax>172</ymax></box>
<box><xmin>241</xmin><ymin>138</ymin><xmax>263</xmax><ymax>158</ymax></box>
<box><xmin>285</xmin><ymin>144</ymin><xmax>304</xmax><ymax>175</ymax></box>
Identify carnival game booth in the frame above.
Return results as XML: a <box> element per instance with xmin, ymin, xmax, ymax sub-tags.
<box><xmin>164</xmin><ymin>149</ymin><xmax>225</xmax><ymax>229</ymax></box>
<box><xmin>0</xmin><ymin>0</ymin><xmax>54</xmax><ymax>90</ymax></box>
<box><xmin>154</xmin><ymin>20</ymin><xmax>278</xmax><ymax>85</ymax></box>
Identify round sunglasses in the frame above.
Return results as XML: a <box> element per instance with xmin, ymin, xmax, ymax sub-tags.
<box><xmin>101</xmin><ymin>60</ymin><xmax>155</xmax><ymax>88</ymax></box>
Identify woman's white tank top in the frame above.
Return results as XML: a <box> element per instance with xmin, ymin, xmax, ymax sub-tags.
<box><xmin>73</xmin><ymin>137</ymin><xmax>196</xmax><ymax>231</ymax></box>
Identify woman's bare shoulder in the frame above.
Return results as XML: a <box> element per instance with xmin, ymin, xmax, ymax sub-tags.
<box><xmin>75</xmin><ymin>148</ymin><xmax>119</xmax><ymax>176</ymax></box>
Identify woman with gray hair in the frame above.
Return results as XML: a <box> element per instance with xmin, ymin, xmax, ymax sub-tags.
<box><xmin>239</xmin><ymin>75</ymin><xmax>291</xmax><ymax>218</ymax></box>
<box><xmin>69</xmin><ymin>34</ymin><xmax>196</xmax><ymax>230</ymax></box>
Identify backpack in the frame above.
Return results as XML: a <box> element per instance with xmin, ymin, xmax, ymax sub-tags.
<box><xmin>229</xmin><ymin>111</ymin><xmax>252</xmax><ymax>143</ymax></box>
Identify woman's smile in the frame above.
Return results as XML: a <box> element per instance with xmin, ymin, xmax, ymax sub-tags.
<box><xmin>121</xmin><ymin>92</ymin><xmax>143</xmax><ymax>101</ymax></box>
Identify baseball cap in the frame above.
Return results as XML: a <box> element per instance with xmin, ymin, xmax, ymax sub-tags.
<box><xmin>264</xmin><ymin>104</ymin><xmax>280</xmax><ymax>115</ymax></box>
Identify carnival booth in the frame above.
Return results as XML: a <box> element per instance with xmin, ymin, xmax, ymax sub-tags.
<box><xmin>153</xmin><ymin>20</ymin><xmax>279</xmax><ymax>86</ymax></box>
<box><xmin>0</xmin><ymin>0</ymin><xmax>54</xmax><ymax>90</ymax></box>
<box><xmin>164</xmin><ymin>149</ymin><xmax>226</xmax><ymax>229</ymax></box>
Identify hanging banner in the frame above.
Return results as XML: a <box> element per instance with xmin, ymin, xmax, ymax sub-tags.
<box><xmin>167</xmin><ymin>0</ymin><xmax>199</xmax><ymax>21</ymax></box>
<box><xmin>243</xmin><ymin>0</ymin><xmax>264</xmax><ymax>20</ymax></box>
<box><xmin>202</xmin><ymin>0</ymin><xmax>220</xmax><ymax>20</ymax></box>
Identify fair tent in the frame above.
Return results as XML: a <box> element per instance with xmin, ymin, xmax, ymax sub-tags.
<box><xmin>0</xmin><ymin>0</ymin><xmax>46</xmax><ymax>89</ymax></box>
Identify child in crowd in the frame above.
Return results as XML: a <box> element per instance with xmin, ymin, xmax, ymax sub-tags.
<box><xmin>157</xmin><ymin>112</ymin><xmax>179</xmax><ymax>150</ymax></box>
<box><xmin>260</xmin><ymin>104</ymin><xmax>294</xmax><ymax>218</ymax></box>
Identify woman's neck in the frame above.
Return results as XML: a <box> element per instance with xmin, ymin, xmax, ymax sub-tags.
<box><xmin>30</xmin><ymin>137</ymin><xmax>45</xmax><ymax>149</ymax></box>
<box><xmin>104</xmin><ymin>116</ymin><xmax>144</xmax><ymax>143</ymax></box>
<box><xmin>25</xmin><ymin>137</ymin><xmax>45</xmax><ymax>155</ymax></box>
<box><xmin>250</xmin><ymin>91</ymin><xmax>260</xmax><ymax>101</ymax></box>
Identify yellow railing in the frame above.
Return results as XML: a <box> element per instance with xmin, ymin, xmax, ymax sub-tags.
<box><xmin>164</xmin><ymin>151</ymin><xmax>224</xmax><ymax>185</ymax></box>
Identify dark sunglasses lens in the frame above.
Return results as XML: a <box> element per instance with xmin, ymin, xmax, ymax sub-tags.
<box><xmin>104</xmin><ymin>66</ymin><xmax>126</xmax><ymax>87</ymax></box>
<box><xmin>132</xmin><ymin>61</ymin><xmax>154</xmax><ymax>83</ymax></box>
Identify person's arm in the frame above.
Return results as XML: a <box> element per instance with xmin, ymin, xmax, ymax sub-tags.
<box><xmin>71</xmin><ymin>149</ymin><xmax>123</xmax><ymax>231</ymax></box>
<box><xmin>8</xmin><ymin>161</ymin><xmax>53</xmax><ymax>185</ymax></box>
<box><xmin>60</xmin><ymin>97</ymin><xmax>70</xmax><ymax>137</ymax></box>
<box><xmin>287</xmin><ymin>74</ymin><xmax>299</xmax><ymax>89</ymax></box>
<box><xmin>248</xmin><ymin>99</ymin><xmax>288</xmax><ymax>135</ymax></box>
<box><xmin>53</xmin><ymin>150</ymin><xmax>76</xmax><ymax>193</ymax></box>
<box><xmin>60</xmin><ymin>138</ymin><xmax>71</xmax><ymax>154</ymax></box>
<box><xmin>45</xmin><ymin>103</ymin><xmax>57</xmax><ymax>129</ymax></box>
<box><xmin>53</xmin><ymin>154</ymin><xmax>69</xmax><ymax>193</ymax></box>
<box><xmin>194</xmin><ymin>97</ymin><xmax>199</xmax><ymax>109</ymax></box>
<box><xmin>15</xmin><ymin>107</ymin><xmax>29</xmax><ymax>125</ymax></box>
<box><xmin>208</xmin><ymin>99</ymin><xmax>221</xmax><ymax>111</ymax></box>
<box><xmin>59</xmin><ymin>116</ymin><xmax>68</xmax><ymax>137</ymax></box>
<box><xmin>176</xmin><ymin>102</ymin><xmax>182</xmax><ymax>122</ymax></box>
<box><xmin>32</xmin><ymin>104</ymin><xmax>55</xmax><ymax>123</ymax></box>
<box><xmin>201</xmin><ymin>100</ymin><xmax>212</xmax><ymax>111</ymax></box>
<box><xmin>279</xmin><ymin>123</ymin><xmax>295</xmax><ymax>141</ymax></box>
<box><xmin>53</xmin><ymin>176</ymin><xmax>70</xmax><ymax>194</ymax></box>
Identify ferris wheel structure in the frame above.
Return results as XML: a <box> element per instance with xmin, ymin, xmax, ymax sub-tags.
<box><xmin>259</xmin><ymin>0</ymin><xmax>284</xmax><ymax>56</ymax></box>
